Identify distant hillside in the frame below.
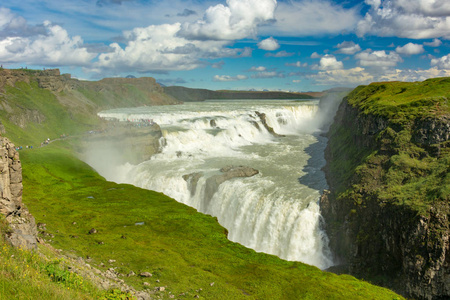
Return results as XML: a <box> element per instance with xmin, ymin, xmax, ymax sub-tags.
<box><xmin>164</xmin><ymin>85</ymin><xmax>322</xmax><ymax>102</ymax></box>
<box><xmin>0</xmin><ymin>68</ymin><xmax>180</xmax><ymax>146</ymax></box>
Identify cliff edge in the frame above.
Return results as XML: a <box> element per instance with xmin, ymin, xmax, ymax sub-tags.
<box><xmin>321</xmin><ymin>78</ymin><xmax>449</xmax><ymax>299</ymax></box>
<box><xmin>0</xmin><ymin>136</ymin><xmax>37</xmax><ymax>250</ymax></box>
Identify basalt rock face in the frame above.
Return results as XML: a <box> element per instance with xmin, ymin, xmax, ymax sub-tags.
<box><xmin>321</xmin><ymin>81</ymin><xmax>450</xmax><ymax>300</ymax></box>
<box><xmin>0</xmin><ymin>136</ymin><xmax>37</xmax><ymax>250</ymax></box>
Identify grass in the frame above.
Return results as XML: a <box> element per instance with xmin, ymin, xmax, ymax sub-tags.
<box><xmin>328</xmin><ymin>78</ymin><xmax>449</xmax><ymax>214</ymax></box>
<box><xmin>0</xmin><ymin>216</ymin><xmax>134</xmax><ymax>300</ymax></box>
<box><xmin>0</xmin><ymin>80</ymin><xmax>97</xmax><ymax>146</ymax></box>
<box><xmin>18</xmin><ymin>142</ymin><xmax>403</xmax><ymax>299</ymax></box>
<box><xmin>346</xmin><ymin>77</ymin><xmax>450</xmax><ymax>121</ymax></box>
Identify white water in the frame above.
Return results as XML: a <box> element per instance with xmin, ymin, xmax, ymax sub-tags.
<box><xmin>95</xmin><ymin>99</ymin><xmax>334</xmax><ymax>269</ymax></box>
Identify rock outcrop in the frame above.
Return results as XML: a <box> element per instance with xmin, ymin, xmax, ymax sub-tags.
<box><xmin>0</xmin><ymin>136</ymin><xmax>37</xmax><ymax>250</ymax></box>
<box><xmin>320</xmin><ymin>80</ymin><xmax>450</xmax><ymax>300</ymax></box>
<box><xmin>183</xmin><ymin>166</ymin><xmax>259</xmax><ymax>211</ymax></box>
<box><xmin>255</xmin><ymin>111</ymin><xmax>284</xmax><ymax>137</ymax></box>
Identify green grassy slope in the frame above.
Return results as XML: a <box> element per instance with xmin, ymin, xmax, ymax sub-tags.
<box><xmin>0</xmin><ymin>70</ymin><xmax>179</xmax><ymax>147</ymax></box>
<box><xmin>19</xmin><ymin>142</ymin><xmax>403</xmax><ymax>299</ymax></box>
<box><xmin>0</xmin><ymin>81</ymin><xmax>96</xmax><ymax>146</ymax></box>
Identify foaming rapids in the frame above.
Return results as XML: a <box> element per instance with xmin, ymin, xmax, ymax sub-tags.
<box><xmin>96</xmin><ymin>100</ymin><xmax>334</xmax><ymax>269</ymax></box>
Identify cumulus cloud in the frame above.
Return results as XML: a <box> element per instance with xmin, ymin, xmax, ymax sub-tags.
<box><xmin>258</xmin><ymin>37</ymin><xmax>279</xmax><ymax>51</ymax></box>
<box><xmin>213</xmin><ymin>74</ymin><xmax>248</xmax><ymax>81</ymax></box>
<box><xmin>431</xmin><ymin>54</ymin><xmax>450</xmax><ymax>69</ymax></box>
<box><xmin>0</xmin><ymin>18</ymin><xmax>95</xmax><ymax>66</ymax></box>
<box><xmin>357</xmin><ymin>0</ymin><xmax>450</xmax><ymax>39</ymax></box>
<box><xmin>379</xmin><ymin>67</ymin><xmax>450</xmax><ymax>82</ymax></box>
<box><xmin>311</xmin><ymin>52</ymin><xmax>321</xmax><ymax>58</ymax></box>
<box><xmin>265</xmin><ymin>50</ymin><xmax>294</xmax><ymax>57</ymax></box>
<box><xmin>335</xmin><ymin>41</ymin><xmax>361</xmax><ymax>55</ymax></box>
<box><xmin>93</xmin><ymin>22</ymin><xmax>254</xmax><ymax>74</ymax></box>
<box><xmin>179</xmin><ymin>0</ymin><xmax>277</xmax><ymax>40</ymax></box>
<box><xmin>395</xmin><ymin>42</ymin><xmax>425</xmax><ymax>55</ymax></box>
<box><xmin>424</xmin><ymin>38</ymin><xmax>442</xmax><ymax>47</ymax></box>
<box><xmin>0</xmin><ymin>8</ymin><xmax>46</xmax><ymax>38</ymax></box>
<box><xmin>266</xmin><ymin>0</ymin><xmax>360</xmax><ymax>36</ymax></box>
<box><xmin>309</xmin><ymin>67</ymin><xmax>374</xmax><ymax>86</ymax></box>
<box><xmin>313</xmin><ymin>55</ymin><xmax>343</xmax><ymax>70</ymax></box>
<box><xmin>356</xmin><ymin>50</ymin><xmax>403</xmax><ymax>68</ymax></box>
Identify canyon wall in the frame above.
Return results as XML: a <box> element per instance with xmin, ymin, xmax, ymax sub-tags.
<box><xmin>321</xmin><ymin>79</ymin><xmax>450</xmax><ymax>299</ymax></box>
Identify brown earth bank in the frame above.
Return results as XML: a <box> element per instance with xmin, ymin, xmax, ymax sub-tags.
<box><xmin>320</xmin><ymin>81</ymin><xmax>450</xmax><ymax>300</ymax></box>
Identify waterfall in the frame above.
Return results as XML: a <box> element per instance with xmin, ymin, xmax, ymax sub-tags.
<box><xmin>96</xmin><ymin>100</ymin><xmax>334</xmax><ymax>269</ymax></box>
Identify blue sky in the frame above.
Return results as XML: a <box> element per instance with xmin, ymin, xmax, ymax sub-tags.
<box><xmin>1</xmin><ymin>0</ymin><xmax>450</xmax><ymax>92</ymax></box>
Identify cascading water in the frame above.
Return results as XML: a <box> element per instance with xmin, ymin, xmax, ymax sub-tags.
<box><xmin>96</xmin><ymin>99</ymin><xmax>334</xmax><ymax>269</ymax></box>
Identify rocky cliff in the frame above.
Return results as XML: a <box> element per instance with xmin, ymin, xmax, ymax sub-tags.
<box><xmin>321</xmin><ymin>78</ymin><xmax>450</xmax><ymax>299</ymax></box>
<box><xmin>0</xmin><ymin>136</ymin><xmax>37</xmax><ymax>250</ymax></box>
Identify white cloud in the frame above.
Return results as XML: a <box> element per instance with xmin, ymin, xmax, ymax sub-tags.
<box><xmin>213</xmin><ymin>74</ymin><xmax>248</xmax><ymax>81</ymax></box>
<box><xmin>250</xmin><ymin>66</ymin><xmax>267</xmax><ymax>71</ymax></box>
<box><xmin>265</xmin><ymin>0</ymin><xmax>360</xmax><ymax>36</ymax></box>
<box><xmin>313</xmin><ymin>55</ymin><xmax>343</xmax><ymax>70</ymax></box>
<box><xmin>311</xmin><ymin>52</ymin><xmax>321</xmax><ymax>58</ymax></box>
<box><xmin>379</xmin><ymin>67</ymin><xmax>450</xmax><ymax>82</ymax></box>
<box><xmin>309</xmin><ymin>67</ymin><xmax>374</xmax><ymax>86</ymax></box>
<box><xmin>424</xmin><ymin>38</ymin><xmax>442</xmax><ymax>47</ymax></box>
<box><xmin>431</xmin><ymin>54</ymin><xmax>450</xmax><ymax>69</ymax></box>
<box><xmin>356</xmin><ymin>50</ymin><xmax>403</xmax><ymax>68</ymax></box>
<box><xmin>0</xmin><ymin>7</ymin><xmax>15</xmax><ymax>29</ymax></box>
<box><xmin>179</xmin><ymin>0</ymin><xmax>277</xmax><ymax>40</ymax></box>
<box><xmin>0</xmin><ymin>20</ymin><xmax>95</xmax><ymax>66</ymax></box>
<box><xmin>364</xmin><ymin>0</ymin><xmax>381</xmax><ymax>9</ymax></box>
<box><xmin>93</xmin><ymin>22</ymin><xmax>252</xmax><ymax>74</ymax></box>
<box><xmin>393</xmin><ymin>0</ymin><xmax>450</xmax><ymax>17</ymax></box>
<box><xmin>395</xmin><ymin>42</ymin><xmax>425</xmax><ymax>55</ymax></box>
<box><xmin>357</xmin><ymin>0</ymin><xmax>450</xmax><ymax>39</ymax></box>
<box><xmin>335</xmin><ymin>41</ymin><xmax>361</xmax><ymax>55</ymax></box>
<box><xmin>95</xmin><ymin>23</ymin><xmax>203</xmax><ymax>73</ymax></box>
<box><xmin>257</xmin><ymin>37</ymin><xmax>279</xmax><ymax>51</ymax></box>
<box><xmin>286</xmin><ymin>61</ymin><xmax>308</xmax><ymax>67</ymax></box>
